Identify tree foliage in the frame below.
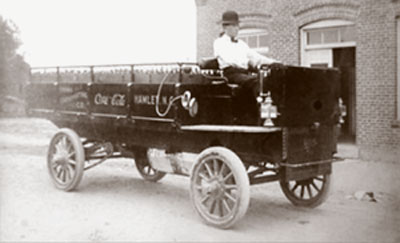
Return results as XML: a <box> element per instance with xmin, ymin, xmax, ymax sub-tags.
<box><xmin>0</xmin><ymin>15</ymin><xmax>30</xmax><ymax>96</ymax></box>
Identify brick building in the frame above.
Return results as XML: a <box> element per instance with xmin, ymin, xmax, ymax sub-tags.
<box><xmin>195</xmin><ymin>0</ymin><xmax>400</xmax><ymax>162</ymax></box>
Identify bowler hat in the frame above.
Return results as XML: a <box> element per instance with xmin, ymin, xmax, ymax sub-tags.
<box><xmin>220</xmin><ymin>10</ymin><xmax>239</xmax><ymax>25</ymax></box>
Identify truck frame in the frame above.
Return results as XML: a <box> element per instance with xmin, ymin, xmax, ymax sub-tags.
<box><xmin>26</xmin><ymin>61</ymin><xmax>342</xmax><ymax>228</ymax></box>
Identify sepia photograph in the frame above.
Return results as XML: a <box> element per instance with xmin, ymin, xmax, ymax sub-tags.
<box><xmin>0</xmin><ymin>0</ymin><xmax>399</xmax><ymax>242</ymax></box>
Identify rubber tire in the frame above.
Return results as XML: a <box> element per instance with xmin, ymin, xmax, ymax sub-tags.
<box><xmin>190</xmin><ymin>146</ymin><xmax>250</xmax><ymax>229</ymax></box>
<box><xmin>47</xmin><ymin>128</ymin><xmax>85</xmax><ymax>191</ymax></box>
<box><xmin>135</xmin><ymin>148</ymin><xmax>166</xmax><ymax>182</ymax></box>
<box><xmin>280</xmin><ymin>173</ymin><xmax>331</xmax><ymax>208</ymax></box>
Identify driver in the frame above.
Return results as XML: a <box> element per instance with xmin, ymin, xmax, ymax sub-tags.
<box><xmin>213</xmin><ymin>10</ymin><xmax>281</xmax><ymax>123</ymax></box>
<box><xmin>214</xmin><ymin>10</ymin><xmax>280</xmax><ymax>89</ymax></box>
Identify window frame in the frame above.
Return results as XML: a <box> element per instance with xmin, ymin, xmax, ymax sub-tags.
<box><xmin>238</xmin><ymin>28</ymin><xmax>270</xmax><ymax>54</ymax></box>
<box><xmin>300</xmin><ymin>19</ymin><xmax>356</xmax><ymax>67</ymax></box>
<box><xmin>302</xmin><ymin>20</ymin><xmax>356</xmax><ymax>51</ymax></box>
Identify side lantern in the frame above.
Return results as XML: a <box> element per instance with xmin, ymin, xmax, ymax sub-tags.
<box><xmin>259</xmin><ymin>92</ymin><xmax>279</xmax><ymax>126</ymax></box>
<box><xmin>188</xmin><ymin>97</ymin><xmax>198</xmax><ymax>117</ymax></box>
<box><xmin>181</xmin><ymin>90</ymin><xmax>198</xmax><ymax>117</ymax></box>
<box><xmin>181</xmin><ymin>91</ymin><xmax>191</xmax><ymax>108</ymax></box>
<box><xmin>338</xmin><ymin>98</ymin><xmax>346</xmax><ymax>124</ymax></box>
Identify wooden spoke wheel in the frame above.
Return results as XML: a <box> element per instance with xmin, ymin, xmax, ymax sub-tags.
<box><xmin>280</xmin><ymin>173</ymin><xmax>331</xmax><ymax>208</ymax></box>
<box><xmin>190</xmin><ymin>147</ymin><xmax>250</xmax><ymax>229</ymax></box>
<box><xmin>135</xmin><ymin>148</ymin><xmax>166</xmax><ymax>182</ymax></box>
<box><xmin>47</xmin><ymin>128</ymin><xmax>85</xmax><ymax>191</ymax></box>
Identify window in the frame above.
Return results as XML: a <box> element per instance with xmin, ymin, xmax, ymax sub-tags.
<box><xmin>238</xmin><ymin>28</ymin><xmax>270</xmax><ymax>54</ymax></box>
<box><xmin>305</xmin><ymin>25</ymin><xmax>355</xmax><ymax>46</ymax></box>
<box><xmin>308</xmin><ymin>31</ymin><xmax>322</xmax><ymax>45</ymax></box>
<box><xmin>300</xmin><ymin>20</ymin><xmax>356</xmax><ymax>67</ymax></box>
<box><xmin>341</xmin><ymin>25</ymin><xmax>356</xmax><ymax>42</ymax></box>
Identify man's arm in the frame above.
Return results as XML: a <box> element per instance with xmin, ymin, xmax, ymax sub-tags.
<box><xmin>213</xmin><ymin>39</ymin><xmax>221</xmax><ymax>58</ymax></box>
<box><xmin>213</xmin><ymin>38</ymin><xmax>233</xmax><ymax>69</ymax></box>
<box><xmin>247</xmin><ymin>48</ymin><xmax>279</xmax><ymax>68</ymax></box>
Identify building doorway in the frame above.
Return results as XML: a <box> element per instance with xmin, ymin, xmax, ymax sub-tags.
<box><xmin>300</xmin><ymin>20</ymin><xmax>356</xmax><ymax>142</ymax></box>
<box><xmin>333</xmin><ymin>47</ymin><xmax>356</xmax><ymax>141</ymax></box>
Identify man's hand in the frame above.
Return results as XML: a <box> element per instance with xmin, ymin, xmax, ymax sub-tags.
<box><xmin>268</xmin><ymin>62</ymin><xmax>285</xmax><ymax>70</ymax></box>
<box><xmin>258</xmin><ymin>62</ymin><xmax>285</xmax><ymax>70</ymax></box>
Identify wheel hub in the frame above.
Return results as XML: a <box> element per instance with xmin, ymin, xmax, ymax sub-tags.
<box><xmin>205</xmin><ymin>178</ymin><xmax>225</xmax><ymax>199</ymax></box>
<box><xmin>298</xmin><ymin>178</ymin><xmax>313</xmax><ymax>186</ymax></box>
<box><xmin>54</xmin><ymin>150</ymin><xmax>69</xmax><ymax>166</ymax></box>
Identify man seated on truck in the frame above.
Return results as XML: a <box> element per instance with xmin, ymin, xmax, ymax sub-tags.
<box><xmin>213</xmin><ymin>10</ymin><xmax>281</xmax><ymax>123</ymax></box>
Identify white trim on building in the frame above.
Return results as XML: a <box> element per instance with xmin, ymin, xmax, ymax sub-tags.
<box><xmin>300</xmin><ymin>19</ymin><xmax>356</xmax><ymax>67</ymax></box>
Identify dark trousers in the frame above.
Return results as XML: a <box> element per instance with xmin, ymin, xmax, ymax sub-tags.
<box><xmin>223</xmin><ymin>67</ymin><xmax>259</xmax><ymax>96</ymax></box>
<box><xmin>223</xmin><ymin>67</ymin><xmax>260</xmax><ymax>124</ymax></box>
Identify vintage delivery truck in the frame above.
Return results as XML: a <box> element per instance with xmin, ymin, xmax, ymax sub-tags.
<box><xmin>25</xmin><ymin>60</ymin><xmax>342</xmax><ymax>228</ymax></box>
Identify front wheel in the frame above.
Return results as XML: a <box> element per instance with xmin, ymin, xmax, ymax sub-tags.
<box><xmin>280</xmin><ymin>173</ymin><xmax>331</xmax><ymax>208</ymax></box>
<box><xmin>47</xmin><ymin>128</ymin><xmax>85</xmax><ymax>191</ymax></box>
<box><xmin>190</xmin><ymin>147</ymin><xmax>250</xmax><ymax>229</ymax></box>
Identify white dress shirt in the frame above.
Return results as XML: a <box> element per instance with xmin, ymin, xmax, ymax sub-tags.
<box><xmin>213</xmin><ymin>34</ymin><xmax>277</xmax><ymax>70</ymax></box>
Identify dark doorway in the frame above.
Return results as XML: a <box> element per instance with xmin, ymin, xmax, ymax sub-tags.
<box><xmin>333</xmin><ymin>47</ymin><xmax>356</xmax><ymax>142</ymax></box>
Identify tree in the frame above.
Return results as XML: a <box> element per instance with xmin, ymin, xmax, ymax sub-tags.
<box><xmin>0</xmin><ymin>15</ymin><xmax>30</xmax><ymax>97</ymax></box>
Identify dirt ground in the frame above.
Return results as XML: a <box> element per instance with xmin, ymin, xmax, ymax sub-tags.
<box><xmin>0</xmin><ymin>117</ymin><xmax>399</xmax><ymax>242</ymax></box>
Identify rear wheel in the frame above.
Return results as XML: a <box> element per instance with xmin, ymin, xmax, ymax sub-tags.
<box><xmin>47</xmin><ymin>128</ymin><xmax>85</xmax><ymax>191</ymax></box>
<box><xmin>190</xmin><ymin>147</ymin><xmax>250</xmax><ymax>229</ymax></box>
<box><xmin>135</xmin><ymin>148</ymin><xmax>166</xmax><ymax>182</ymax></box>
<box><xmin>280</xmin><ymin>173</ymin><xmax>331</xmax><ymax>207</ymax></box>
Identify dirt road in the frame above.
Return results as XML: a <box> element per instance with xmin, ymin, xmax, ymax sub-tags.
<box><xmin>0</xmin><ymin>118</ymin><xmax>399</xmax><ymax>242</ymax></box>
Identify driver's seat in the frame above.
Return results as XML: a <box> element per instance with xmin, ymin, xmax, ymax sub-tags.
<box><xmin>199</xmin><ymin>57</ymin><xmax>220</xmax><ymax>70</ymax></box>
<box><xmin>199</xmin><ymin>58</ymin><xmax>239</xmax><ymax>88</ymax></box>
